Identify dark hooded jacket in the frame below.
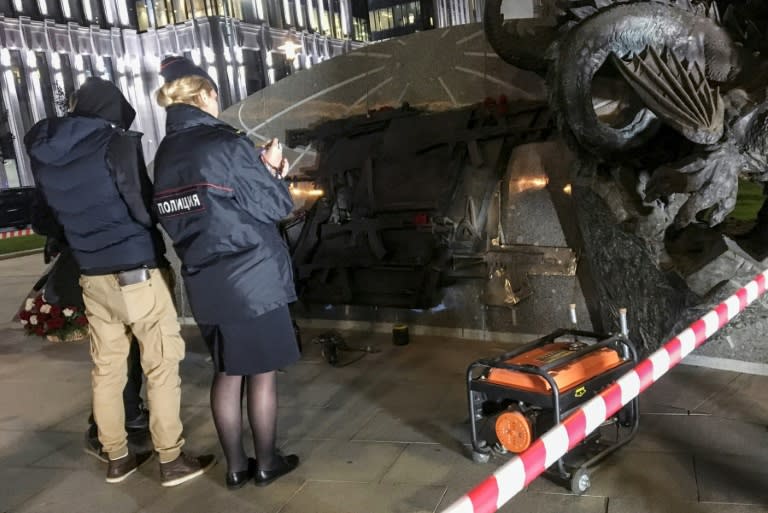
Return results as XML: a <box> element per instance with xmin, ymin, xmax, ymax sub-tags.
<box><xmin>153</xmin><ymin>104</ymin><xmax>295</xmax><ymax>323</ymax></box>
<box><xmin>24</xmin><ymin>77</ymin><xmax>165</xmax><ymax>275</ymax></box>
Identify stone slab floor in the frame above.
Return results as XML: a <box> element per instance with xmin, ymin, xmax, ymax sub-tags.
<box><xmin>1</xmin><ymin>254</ymin><xmax>767</xmax><ymax>513</ymax></box>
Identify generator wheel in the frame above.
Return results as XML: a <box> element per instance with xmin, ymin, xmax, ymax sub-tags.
<box><xmin>570</xmin><ymin>468</ymin><xmax>590</xmax><ymax>495</ymax></box>
<box><xmin>472</xmin><ymin>450</ymin><xmax>491</xmax><ymax>464</ymax></box>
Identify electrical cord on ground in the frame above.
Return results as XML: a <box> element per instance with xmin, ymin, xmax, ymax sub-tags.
<box><xmin>312</xmin><ymin>331</ymin><xmax>381</xmax><ymax>367</ymax></box>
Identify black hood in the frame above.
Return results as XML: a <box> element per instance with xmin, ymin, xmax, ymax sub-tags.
<box><xmin>72</xmin><ymin>77</ymin><xmax>135</xmax><ymax>130</ymax></box>
<box><xmin>25</xmin><ymin>116</ymin><xmax>113</xmax><ymax>165</ymax></box>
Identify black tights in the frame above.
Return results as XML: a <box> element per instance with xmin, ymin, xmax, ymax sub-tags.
<box><xmin>210</xmin><ymin>370</ymin><xmax>278</xmax><ymax>473</ymax></box>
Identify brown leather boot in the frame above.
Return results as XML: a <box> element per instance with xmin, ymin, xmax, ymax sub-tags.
<box><xmin>106</xmin><ymin>450</ymin><xmax>153</xmax><ymax>484</ymax></box>
<box><xmin>160</xmin><ymin>452</ymin><xmax>216</xmax><ymax>487</ymax></box>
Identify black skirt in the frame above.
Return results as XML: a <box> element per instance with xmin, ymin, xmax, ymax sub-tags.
<box><xmin>199</xmin><ymin>305</ymin><xmax>301</xmax><ymax>375</ymax></box>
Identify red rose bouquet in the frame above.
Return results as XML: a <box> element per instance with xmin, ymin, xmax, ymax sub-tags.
<box><xmin>17</xmin><ymin>293</ymin><xmax>89</xmax><ymax>342</ymax></box>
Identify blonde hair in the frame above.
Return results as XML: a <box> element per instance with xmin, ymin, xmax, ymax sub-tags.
<box><xmin>156</xmin><ymin>75</ymin><xmax>215</xmax><ymax>108</ymax></box>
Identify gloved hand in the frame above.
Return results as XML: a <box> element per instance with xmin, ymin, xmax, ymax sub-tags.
<box><xmin>44</xmin><ymin>237</ymin><xmax>62</xmax><ymax>264</ymax></box>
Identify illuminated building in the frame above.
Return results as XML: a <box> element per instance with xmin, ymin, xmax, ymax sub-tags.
<box><xmin>0</xmin><ymin>0</ymin><xmax>368</xmax><ymax>187</ymax></box>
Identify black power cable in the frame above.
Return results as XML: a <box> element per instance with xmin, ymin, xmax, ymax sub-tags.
<box><xmin>312</xmin><ymin>331</ymin><xmax>380</xmax><ymax>367</ymax></box>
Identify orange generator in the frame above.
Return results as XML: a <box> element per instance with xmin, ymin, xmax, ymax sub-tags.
<box><xmin>467</xmin><ymin>328</ymin><xmax>639</xmax><ymax>493</ymax></box>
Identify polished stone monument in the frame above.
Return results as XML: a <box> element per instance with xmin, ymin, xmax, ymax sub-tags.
<box><xmin>161</xmin><ymin>21</ymin><xmax>768</xmax><ymax>371</ymax></box>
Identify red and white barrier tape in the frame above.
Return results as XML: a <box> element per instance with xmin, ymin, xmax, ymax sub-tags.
<box><xmin>0</xmin><ymin>227</ymin><xmax>33</xmax><ymax>239</ymax></box>
<box><xmin>441</xmin><ymin>270</ymin><xmax>768</xmax><ymax>513</ymax></box>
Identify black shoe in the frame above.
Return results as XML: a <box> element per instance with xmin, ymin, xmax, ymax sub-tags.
<box><xmin>106</xmin><ymin>450</ymin><xmax>153</xmax><ymax>483</ymax></box>
<box><xmin>83</xmin><ymin>429</ymin><xmax>108</xmax><ymax>463</ymax></box>
<box><xmin>226</xmin><ymin>458</ymin><xmax>257</xmax><ymax>490</ymax></box>
<box><xmin>254</xmin><ymin>454</ymin><xmax>299</xmax><ymax>487</ymax></box>
<box><xmin>125</xmin><ymin>409</ymin><xmax>149</xmax><ymax>432</ymax></box>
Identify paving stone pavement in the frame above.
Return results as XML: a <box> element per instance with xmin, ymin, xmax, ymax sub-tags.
<box><xmin>1</xmin><ymin>255</ymin><xmax>767</xmax><ymax>513</ymax></box>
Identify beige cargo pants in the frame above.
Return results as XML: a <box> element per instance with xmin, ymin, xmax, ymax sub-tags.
<box><xmin>80</xmin><ymin>268</ymin><xmax>185</xmax><ymax>463</ymax></box>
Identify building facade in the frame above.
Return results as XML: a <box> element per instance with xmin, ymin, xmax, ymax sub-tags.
<box><xmin>0</xmin><ymin>0</ymin><xmax>530</xmax><ymax>189</ymax></box>
<box><xmin>0</xmin><ymin>0</ymin><xmax>369</xmax><ymax>189</ymax></box>
<box><xmin>431</xmin><ymin>0</ymin><xmax>540</xmax><ymax>35</ymax></box>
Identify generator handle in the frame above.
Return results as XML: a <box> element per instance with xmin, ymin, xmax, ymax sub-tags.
<box><xmin>619</xmin><ymin>308</ymin><xmax>628</xmax><ymax>337</ymax></box>
<box><xmin>491</xmin><ymin>334</ymin><xmax>633</xmax><ymax>375</ymax></box>
<box><xmin>483</xmin><ymin>328</ymin><xmax>611</xmax><ymax>366</ymax></box>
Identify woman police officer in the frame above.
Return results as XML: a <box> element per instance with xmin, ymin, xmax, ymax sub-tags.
<box><xmin>152</xmin><ymin>56</ymin><xmax>300</xmax><ymax>489</ymax></box>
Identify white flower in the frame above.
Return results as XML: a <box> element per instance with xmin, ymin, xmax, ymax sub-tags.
<box><xmin>20</xmin><ymin>320</ymin><xmax>28</xmax><ymax>325</ymax></box>
<box><xmin>29</xmin><ymin>315</ymin><xmax>38</xmax><ymax>325</ymax></box>
<box><xmin>39</xmin><ymin>304</ymin><xmax>51</xmax><ymax>314</ymax></box>
<box><xmin>25</xmin><ymin>298</ymin><xmax>34</xmax><ymax>311</ymax></box>
<box><xmin>63</xmin><ymin>308</ymin><xmax>74</xmax><ymax>317</ymax></box>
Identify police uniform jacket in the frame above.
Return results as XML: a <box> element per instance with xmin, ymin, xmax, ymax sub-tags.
<box><xmin>153</xmin><ymin>104</ymin><xmax>296</xmax><ymax>324</ymax></box>
<box><xmin>24</xmin><ymin>78</ymin><xmax>165</xmax><ymax>275</ymax></box>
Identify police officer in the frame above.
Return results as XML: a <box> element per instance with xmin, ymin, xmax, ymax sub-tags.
<box><xmin>153</xmin><ymin>56</ymin><xmax>300</xmax><ymax>489</ymax></box>
<box><xmin>24</xmin><ymin>77</ymin><xmax>214</xmax><ymax>486</ymax></box>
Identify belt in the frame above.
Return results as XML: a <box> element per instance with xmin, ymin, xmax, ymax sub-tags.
<box><xmin>116</xmin><ymin>267</ymin><xmax>151</xmax><ymax>287</ymax></box>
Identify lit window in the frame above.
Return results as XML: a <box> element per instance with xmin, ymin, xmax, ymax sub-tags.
<box><xmin>282</xmin><ymin>0</ymin><xmax>292</xmax><ymax>25</ymax></box>
<box><xmin>173</xmin><ymin>0</ymin><xmax>189</xmax><ymax>21</ymax></box>
<box><xmin>229</xmin><ymin>0</ymin><xmax>243</xmax><ymax>19</ymax></box>
<box><xmin>191</xmin><ymin>0</ymin><xmax>206</xmax><ymax>17</ymax></box>
<box><xmin>117</xmin><ymin>0</ymin><xmax>130</xmax><ymax>24</ymax></box>
<box><xmin>136</xmin><ymin>1</ymin><xmax>151</xmax><ymax>31</ymax></box>
<box><xmin>307</xmin><ymin>0</ymin><xmax>317</xmax><ymax>29</ymax></box>
<box><xmin>295</xmin><ymin>0</ymin><xmax>303</xmax><ymax>27</ymax></box>
<box><xmin>103</xmin><ymin>0</ymin><xmax>114</xmax><ymax>22</ymax></box>
<box><xmin>318</xmin><ymin>0</ymin><xmax>328</xmax><ymax>33</ymax></box>
<box><xmin>254</xmin><ymin>0</ymin><xmax>265</xmax><ymax>19</ymax></box>
<box><xmin>378</xmin><ymin>8</ymin><xmax>392</xmax><ymax>30</ymax></box>
<box><xmin>391</xmin><ymin>4</ymin><xmax>398</xmax><ymax>26</ymax></box>
<box><xmin>339</xmin><ymin>0</ymin><xmax>348</xmax><ymax>36</ymax></box>
<box><xmin>83</xmin><ymin>0</ymin><xmax>94</xmax><ymax>21</ymax></box>
<box><xmin>154</xmin><ymin>0</ymin><xmax>171</xmax><ymax>26</ymax></box>
<box><xmin>207</xmin><ymin>65</ymin><xmax>218</xmax><ymax>86</ymax></box>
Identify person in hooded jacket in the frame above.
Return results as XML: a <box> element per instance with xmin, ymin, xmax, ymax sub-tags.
<box><xmin>24</xmin><ymin>77</ymin><xmax>215</xmax><ymax>487</ymax></box>
<box><xmin>152</xmin><ymin>56</ymin><xmax>300</xmax><ymax>489</ymax></box>
<box><xmin>29</xmin><ymin>194</ymin><xmax>150</xmax><ymax>462</ymax></box>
